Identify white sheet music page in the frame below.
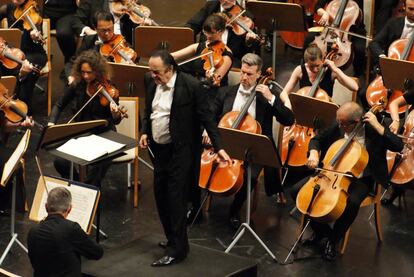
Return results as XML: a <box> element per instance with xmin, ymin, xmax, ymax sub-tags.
<box><xmin>56</xmin><ymin>134</ymin><xmax>125</xmax><ymax>161</ymax></box>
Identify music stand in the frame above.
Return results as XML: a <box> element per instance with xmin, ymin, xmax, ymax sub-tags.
<box><xmin>380</xmin><ymin>57</ymin><xmax>414</xmax><ymax>90</ymax></box>
<box><xmin>134</xmin><ymin>26</ymin><xmax>194</xmax><ymax>62</ymax></box>
<box><xmin>0</xmin><ymin>29</ymin><xmax>21</xmax><ymax>48</ymax></box>
<box><xmin>0</xmin><ymin>76</ymin><xmax>17</xmax><ymax>96</ymax></box>
<box><xmin>219</xmin><ymin>127</ymin><xmax>280</xmax><ymax>262</ymax></box>
<box><xmin>246</xmin><ymin>1</ymin><xmax>305</xmax><ymax>71</ymax></box>
<box><xmin>108</xmin><ymin>62</ymin><xmax>147</xmax><ymax>97</ymax></box>
<box><xmin>0</xmin><ymin>130</ymin><xmax>30</xmax><ymax>266</ymax></box>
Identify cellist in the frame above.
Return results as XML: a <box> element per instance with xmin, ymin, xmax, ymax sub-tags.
<box><xmin>290</xmin><ymin>102</ymin><xmax>403</xmax><ymax>261</ymax></box>
<box><xmin>203</xmin><ymin>53</ymin><xmax>294</xmax><ymax>229</ymax></box>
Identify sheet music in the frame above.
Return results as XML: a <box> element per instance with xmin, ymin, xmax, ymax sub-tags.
<box><xmin>35</xmin><ymin>178</ymin><xmax>99</xmax><ymax>233</ymax></box>
<box><xmin>56</xmin><ymin>134</ymin><xmax>125</xmax><ymax>161</ymax></box>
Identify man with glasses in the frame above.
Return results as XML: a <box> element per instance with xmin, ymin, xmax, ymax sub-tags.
<box><xmin>290</xmin><ymin>101</ymin><xmax>403</xmax><ymax>261</ymax></box>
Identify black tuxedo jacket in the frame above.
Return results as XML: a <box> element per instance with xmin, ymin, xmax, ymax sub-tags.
<box><xmin>212</xmin><ymin>84</ymin><xmax>295</xmax><ymax>138</ymax></box>
<box><xmin>142</xmin><ymin>71</ymin><xmax>222</xmax><ymax>152</ymax></box>
<box><xmin>308</xmin><ymin>123</ymin><xmax>403</xmax><ymax>185</ymax></box>
<box><xmin>27</xmin><ymin>214</ymin><xmax>103</xmax><ymax>277</ymax></box>
<box><xmin>369</xmin><ymin>17</ymin><xmax>405</xmax><ymax>65</ymax></box>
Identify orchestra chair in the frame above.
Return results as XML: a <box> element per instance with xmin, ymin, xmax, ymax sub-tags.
<box><xmin>332</xmin><ymin>77</ymin><xmax>357</xmax><ymax>105</ymax></box>
<box><xmin>111</xmin><ymin>97</ymin><xmax>139</xmax><ymax>208</ymax></box>
<box><xmin>227</xmin><ymin>67</ymin><xmax>241</xmax><ymax>86</ymax></box>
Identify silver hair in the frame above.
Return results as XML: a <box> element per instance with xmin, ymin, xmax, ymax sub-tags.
<box><xmin>241</xmin><ymin>53</ymin><xmax>263</xmax><ymax>71</ymax></box>
<box><xmin>47</xmin><ymin>187</ymin><xmax>72</xmax><ymax>213</ymax></box>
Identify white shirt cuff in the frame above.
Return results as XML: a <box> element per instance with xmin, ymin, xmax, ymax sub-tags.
<box><xmin>268</xmin><ymin>95</ymin><xmax>276</xmax><ymax>106</ymax></box>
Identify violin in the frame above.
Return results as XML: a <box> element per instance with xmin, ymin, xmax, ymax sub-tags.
<box><xmin>86</xmin><ymin>79</ymin><xmax>128</xmax><ymax>119</ymax></box>
<box><xmin>199</xmin><ymin>69</ymin><xmax>273</xmax><ymax>196</ymax></box>
<box><xmin>200</xmin><ymin>40</ymin><xmax>226</xmax><ymax>87</ymax></box>
<box><xmin>0</xmin><ymin>37</ymin><xmax>40</xmax><ymax>75</ymax></box>
<box><xmin>296</xmin><ymin>100</ymin><xmax>385</xmax><ymax>222</ymax></box>
<box><xmin>366</xmin><ymin>31</ymin><xmax>414</xmax><ymax>114</ymax></box>
<box><xmin>99</xmin><ymin>34</ymin><xmax>137</xmax><ymax>64</ymax></box>
<box><xmin>11</xmin><ymin>0</ymin><xmax>45</xmax><ymax>45</ymax></box>
<box><xmin>0</xmin><ymin>82</ymin><xmax>41</xmax><ymax>129</ymax></box>
<box><xmin>111</xmin><ymin>0</ymin><xmax>159</xmax><ymax>26</ymax></box>
<box><xmin>280</xmin><ymin>0</ymin><xmax>317</xmax><ymax>49</ymax></box>
<box><xmin>313</xmin><ymin>0</ymin><xmax>361</xmax><ymax>68</ymax></box>
<box><xmin>280</xmin><ymin>48</ymin><xmax>337</xmax><ymax>167</ymax></box>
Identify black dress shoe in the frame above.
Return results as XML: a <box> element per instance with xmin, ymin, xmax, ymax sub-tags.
<box><xmin>323</xmin><ymin>240</ymin><xmax>337</xmax><ymax>261</ymax></box>
<box><xmin>381</xmin><ymin>189</ymin><xmax>404</xmax><ymax>206</ymax></box>
<box><xmin>187</xmin><ymin>207</ymin><xmax>203</xmax><ymax>225</ymax></box>
<box><xmin>229</xmin><ymin>215</ymin><xmax>241</xmax><ymax>230</ymax></box>
<box><xmin>158</xmin><ymin>241</ymin><xmax>169</xmax><ymax>249</ymax></box>
<box><xmin>151</xmin><ymin>255</ymin><xmax>184</xmax><ymax>267</ymax></box>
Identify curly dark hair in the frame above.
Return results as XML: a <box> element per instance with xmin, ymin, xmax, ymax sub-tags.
<box><xmin>71</xmin><ymin>50</ymin><xmax>111</xmax><ymax>85</ymax></box>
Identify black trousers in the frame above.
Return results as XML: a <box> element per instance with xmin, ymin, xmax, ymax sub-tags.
<box><xmin>151</xmin><ymin>142</ymin><xmax>191</xmax><ymax>258</ymax></box>
<box><xmin>290</xmin><ymin>175</ymin><xmax>373</xmax><ymax>243</ymax></box>
<box><xmin>46</xmin><ymin>14</ymin><xmax>77</xmax><ymax>63</ymax></box>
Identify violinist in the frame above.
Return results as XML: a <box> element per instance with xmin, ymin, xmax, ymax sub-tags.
<box><xmin>185</xmin><ymin>0</ymin><xmax>259</xmax><ymax>67</ymax></box>
<box><xmin>0</xmin><ymin>0</ymin><xmax>47</xmax><ymax>115</ymax></box>
<box><xmin>290</xmin><ymin>102</ymin><xmax>403</xmax><ymax>261</ymax></box>
<box><xmin>203</xmin><ymin>53</ymin><xmax>295</xmax><ymax>229</ymax></box>
<box><xmin>305</xmin><ymin>0</ymin><xmax>366</xmax><ymax>78</ymax></box>
<box><xmin>49</xmin><ymin>50</ymin><xmax>123</xmax><ymax>186</ymax></box>
<box><xmin>172</xmin><ymin>14</ymin><xmax>233</xmax><ymax>96</ymax></box>
<box><xmin>280</xmin><ymin>44</ymin><xmax>359</xmax><ymax>109</ymax></box>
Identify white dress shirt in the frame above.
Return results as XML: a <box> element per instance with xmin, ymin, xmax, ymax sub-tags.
<box><xmin>150</xmin><ymin>72</ymin><xmax>177</xmax><ymax>144</ymax></box>
<box><xmin>401</xmin><ymin>17</ymin><xmax>414</xmax><ymax>39</ymax></box>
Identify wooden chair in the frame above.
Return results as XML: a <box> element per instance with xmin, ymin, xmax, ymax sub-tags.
<box><xmin>332</xmin><ymin>77</ymin><xmax>358</xmax><ymax>105</ymax></box>
<box><xmin>111</xmin><ymin>97</ymin><xmax>139</xmax><ymax>208</ymax></box>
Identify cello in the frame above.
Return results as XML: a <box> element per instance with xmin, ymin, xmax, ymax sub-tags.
<box><xmin>313</xmin><ymin>0</ymin><xmax>361</xmax><ymax>68</ymax></box>
<box><xmin>199</xmin><ymin>69</ymin><xmax>273</xmax><ymax>196</ymax></box>
<box><xmin>296</xmin><ymin>101</ymin><xmax>385</xmax><ymax>222</ymax></box>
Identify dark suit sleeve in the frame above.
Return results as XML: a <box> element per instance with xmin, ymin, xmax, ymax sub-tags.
<box><xmin>141</xmin><ymin>73</ymin><xmax>152</xmax><ymax>135</ymax></box>
<box><xmin>308</xmin><ymin>124</ymin><xmax>340</xmax><ymax>154</ymax></box>
<box><xmin>369</xmin><ymin>18</ymin><xmax>399</xmax><ymax>65</ymax></box>
<box><xmin>49</xmin><ymin>86</ymin><xmax>77</xmax><ymax>124</ymax></box>
<box><xmin>73</xmin><ymin>0</ymin><xmax>93</xmax><ymax>35</ymax></box>
<box><xmin>267</xmin><ymin>87</ymin><xmax>295</xmax><ymax>126</ymax></box>
<box><xmin>70</xmin><ymin>222</ymin><xmax>103</xmax><ymax>260</ymax></box>
<box><xmin>382</xmin><ymin>127</ymin><xmax>404</xmax><ymax>152</ymax></box>
<box><xmin>211</xmin><ymin>86</ymin><xmax>227</xmax><ymax>124</ymax></box>
<box><xmin>185</xmin><ymin>3</ymin><xmax>211</xmax><ymax>36</ymax></box>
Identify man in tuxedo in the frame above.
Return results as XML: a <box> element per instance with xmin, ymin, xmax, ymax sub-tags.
<box><xmin>206</xmin><ymin>53</ymin><xmax>295</xmax><ymax>229</ymax></box>
<box><xmin>290</xmin><ymin>102</ymin><xmax>403</xmax><ymax>261</ymax></box>
<box><xmin>27</xmin><ymin>187</ymin><xmax>103</xmax><ymax>277</ymax></box>
<box><xmin>139</xmin><ymin>50</ymin><xmax>231</xmax><ymax>266</ymax></box>
<box><xmin>185</xmin><ymin>0</ymin><xmax>259</xmax><ymax>67</ymax></box>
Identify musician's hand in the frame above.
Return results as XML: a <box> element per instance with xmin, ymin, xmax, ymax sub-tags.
<box><xmin>47</xmin><ymin>122</ymin><xmax>55</xmax><ymax>127</ymax></box>
<box><xmin>20</xmin><ymin>60</ymin><xmax>33</xmax><ymax>75</ymax></box>
<box><xmin>205</xmin><ymin>68</ymin><xmax>214</xmax><ymax>78</ymax></box>
<box><xmin>245</xmin><ymin>32</ymin><xmax>257</xmax><ymax>44</ymax></box>
<box><xmin>110</xmin><ymin>102</ymin><xmax>120</xmax><ymax>116</ymax></box>
<box><xmin>142</xmin><ymin>18</ymin><xmax>153</xmax><ymax>26</ymax></box>
<box><xmin>20</xmin><ymin>116</ymin><xmax>34</xmax><ymax>127</ymax></box>
<box><xmin>324</xmin><ymin>59</ymin><xmax>337</xmax><ymax>71</ymax></box>
<box><xmin>389</xmin><ymin>120</ymin><xmax>400</xmax><ymax>134</ymax></box>
<box><xmin>256</xmin><ymin>84</ymin><xmax>273</xmax><ymax>102</ymax></box>
<box><xmin>139</xmin><ymin>134</ymin><xmax>148</xmax><ymax>149</ymax></box>
<box><xmin>67</xmin><ymin>75</ymin><xmax>75</xmax><ymax>85</ymax></box>
<box><xmin>306</xmin><ymin>150</ymin><xmax>319</xmax><ymax>169</ymax></box>
<box><xmin>318</xmin><ymin>11</ymin><xmax>330</xmax><ymax>26</ymax></box>
<box><xmin>84</xmin><ymin>27</ymin><xmax>97</xmax><ymax>36</ymax></box>
<box><xmin>216</xmin><ymin>149</ymin><xmax>231</xmax><ymax>164</ymax></box>
<box><xmin>202</xmin><ymin>134</ymin><xmax>211</xmax><ymax>146</ymax></box>
<box><xmin>363</xmin><ymin>111</ymin><xmax>385</xmax><ymax>135</ymax></box>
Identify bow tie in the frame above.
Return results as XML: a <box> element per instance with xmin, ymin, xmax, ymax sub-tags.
<box><xmin>239</xmin><ymin>89</ymin><xmax>252</xmax><ymax>96</ymax></box>
<box><xmin>160</xmin><ymin>84</ymin><xmax>171</xmax><ymax>92</ymax></box>
<box><xmin>406</xmin><ymin>21</ymin><xmax>414</xmax><ymax>28</ymax></box>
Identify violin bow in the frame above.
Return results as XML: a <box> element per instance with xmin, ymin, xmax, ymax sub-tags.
<box><xmin>67</xmin><ymin>85</ymin><xmax>104</xmax><ymax>124</ymax></box>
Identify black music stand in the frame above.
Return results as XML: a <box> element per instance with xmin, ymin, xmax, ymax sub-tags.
<box><xmin>108</xmin><ymin>62</ymin><xmax>148</xmax><ymax>97</ymax></box>
<box><xmin>38</xmin><ymin>120</ymin><xmax>137</xmax><ymax>242</ymax></box>
<box><xmin>246</xmin><ymin>1</ymin><xmax>305</xmax><ymax>71</ymax></box>
<box><xmin>219</xmin><ymin>127</ymin><xmax>280</xmax><ymax>262</ymax></box>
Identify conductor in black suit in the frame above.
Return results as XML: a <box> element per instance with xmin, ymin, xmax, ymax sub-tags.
<box><xmin>205</xmin><ymin>53</ymin><xmax>295</xmax><ymax>229</ymax></box>
<box><xmin>27</xmin><ymin>187</ymin><xmax>103</xmax><ymax>277</ymax></box>
<box><xmin>139</xmin><ymin>50</ymin><xmax>231</xmax><ymax>266</ymax></box>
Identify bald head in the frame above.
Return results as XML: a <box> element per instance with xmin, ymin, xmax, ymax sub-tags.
<box><xmin>337</xmin><ymin>102</ymin><xmax>363</xmax><ymax>122</ymax></box>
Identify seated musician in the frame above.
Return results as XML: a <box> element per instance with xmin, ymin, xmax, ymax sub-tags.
<box><xmin>48</xmin><ymin>50</ymin><xmax>123</xmax><ymax>186</ymax></box>
<box><xmin>185</xmin><ymin>0</ymin><xmax>259</xmax><ymax>67</ymax></box>
<box><xmin>0</xmin><ymin>0</ymin><xmax>47</xmax><ymax>115</ymax></box>
<box><xmin>304</xmin><ymin>0</ymin><xmax>366</xmax><ymax>78</ymax></box>
<box><xmin>27</xmin><ymin>187</ymin><xmax>103</xmax><ymax>277</ymax></box>
<box><xmin>280</xmin><ymin>44</ymin><xmax>359</xmax><ymax>109</ymax></box>
<box><xmin>172</xmin><ymin>13</ymin><xmax>233</xmax><ymax>98</ymax></box>
<box><xmin>290</xmin><ymin>101</ymin><xmax>403</xmax><ymax>261</ymax></box>
<box><xmin>203</xmin><ymin>53</ymin><xmax>295</xmax><ymax>229</ymax></box>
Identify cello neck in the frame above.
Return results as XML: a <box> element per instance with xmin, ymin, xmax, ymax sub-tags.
<box><xmin>332</xmin><ymin>0</ymin><xmax>349</xmax><ymax>28</ymax></box>
<box><xmin>401</xmin><ymin>29</ymin><xmax>414</xmax><ymax>60</ymax></box>
<box><xmin>308</xmin><ymin>65</ymin><xmax>327</xmax><ymax>97</ymax></box>
<box><xmin>231</xmin><ymin>85</ymin><xmax>257</xmax><ymax>129</ymax></box>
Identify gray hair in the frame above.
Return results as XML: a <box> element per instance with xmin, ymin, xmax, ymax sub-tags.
<box><xmin>338</xmin><ymin>101</ymin><xmax>364</xmax><ymax>121</ymax></box>
<box><xmin>47</xmin><ymin>187</ymin><xmax>72</xmax><ymax>213</ymax></box>
<box><xmin>241</xmin><ymin>53</ymin><xmax>263</xmax><ymax>71</ymax></box>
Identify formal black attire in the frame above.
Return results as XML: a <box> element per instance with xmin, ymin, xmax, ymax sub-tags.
<box><xmin>185</xmin><ymin>0</ymin><xmax>259</xmax><ymax>67</ymax></box>
<box><xmin>299</xmin><ymin>62</ymin><xmax>334</xmax><ymax>96</ymax></box>
<box><xmin>141</xmin><ymin>71</ymin><xmax>223</xmax><ymax>259</ymax></box>
<box><xmin>291</xmin><ymin>121</ymin><xmax>403</xmax><ymax>243</ymax></box>
<box><xmin>0</xmin><ymin>3</ymin><xmax>47</xmax><ymax>115</ymax></box>
<box><xmin>375</xmin><ymin>0</ymin><xmax>400</xmax><ymax>34</ymax></box>
<box><xmin>304</xmin><ymin>0</ymin><xmax>366</xmax><ymax>77</ymax></box>
<box><xmin>211</xmin><ymin>84</ymin><xmax>295</xmax><ymax>215</ymax></box>
<box><xmin>44</xmin><ymin>0</ymin><xmax>78</xmax><ymax>63</ymax></box>
<box><xmin>49</xmin><ymin>81</ymin><xmax>121</xmax><ymax>186</ymax></box>
<box><xmin>27</xmin><ymin>214</ymin><xmax>103</xmax><ymax>277</ymax></box>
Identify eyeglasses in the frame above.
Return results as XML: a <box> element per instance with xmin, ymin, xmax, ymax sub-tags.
<box><xmin>97</xmin><ymin>27</ymin><xmax>113</xmax><ymax>34</ymax></box>
<box><xmin>337</xmin><ymin>120</ymin><xmax>357</xmax><ymax>128</ymax></box>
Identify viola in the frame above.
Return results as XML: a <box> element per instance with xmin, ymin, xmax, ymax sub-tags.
<box><xmin>99</xmin><ymin>34</ymin><xmax>137</xmax><ymax>64</ymax></box>
<box><xmin>313</xmin><ymin>0</ymin><xmax>361</xmax><ymax>68</ymax></box>
<box><xmin>11</xmin><ymin>0</ymin><xmax>45</xmax><ymax>45</ymax></box>
<box><xmin>199</xmin><ymin>69</ymin><xmax>273</xmax><ymax>196</ymax></box>
<box><xmin>0</xmin><ymin>37</ymin><xmax>40</xmax><ymax>75</ymax></box>
<box><xmin>111</xmin><ymin>0</ymin><xmax>159</xmax><ymax>26</ymax></box>
<box><xmin>280</xmin><ymin>0</ymin><xmax>317</xmax><ymax>49</ymax></box>
<box><xmin>200</xmin><ymin>40</ymin><xmax>227</xmax><ymax>87</ymax></box>
<box><xmin>86</xmin><ymin>80</ymin><xmax>128</xmax><ymax>119</ymax></box>
<box><xmin>296</xmin><ymin>100</ymin><xmax>385</xmax><ymax>222</ymax></box>
<box><xmin>366</xmin><ymin>31</ymin><xmax>414</xmax><ymax>114</ymax></box>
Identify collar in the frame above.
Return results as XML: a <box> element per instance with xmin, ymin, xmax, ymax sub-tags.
<box><xmin>160</xmin><ymin>71</ymin><xmax>177</xmax><ymax>90</ymax></box>
<box><xmin>405</xmin><ymin>17</ymin><xmax>414</xmax><ymax>28</ymax></box>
